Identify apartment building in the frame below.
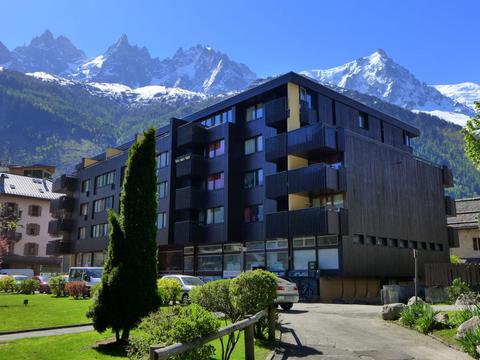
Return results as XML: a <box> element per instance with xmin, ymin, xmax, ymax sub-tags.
<box><xmin>47</xmin><ymin>72</ymin><xmax>457</xmax><ymax>301</ymax></box>
<box><xmin>448</xmin><ymin>198</ymin><xmax>480</xmax><ymax>263</ymax></box>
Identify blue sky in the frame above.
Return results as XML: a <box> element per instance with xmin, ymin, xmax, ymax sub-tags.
<box><xmin>0</xmin><ymin>0</ymin><xmax>478</xmax><ymax>84</ymax></box>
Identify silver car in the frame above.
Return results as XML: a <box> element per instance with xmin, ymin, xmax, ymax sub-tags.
<box><xmin>275</xmin><ymin>277</ymin><xmax>299</xmax><ymax>310</ymax></box>
<box><xmin>161</xmin><ymin>275</ymin><xmax>205</xmax><ymax>303</ymax></box>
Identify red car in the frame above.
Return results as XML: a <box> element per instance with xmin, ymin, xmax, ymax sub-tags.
<box><xmin>33</xmin><ymin>276</ymin><xmax>51</xmax><ymax>294</ymax></box>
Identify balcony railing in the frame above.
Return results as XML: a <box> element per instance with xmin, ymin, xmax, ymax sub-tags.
<box><xmin>50</xmin><ymin>196</ymin><xmax>75</xmax><ymax>217</ymax></box>
<box><xmin>299</xmin><ymin>101</ymin><xmax>318</xmax><ymax>125</ymax></box>
<box><xmin>177</xmin><ymin>123</ymin><xmax>207</xmax><ymax>148</ymax></box>
<box><xmin>48</xmin><ymin>219</ymin><xmax>74</xmax><ymax>236</ymax></box>
<box><xmin>264</xmin><ymin>97</ymin><xmax>288</xmax><ymax>128</ymax></box>
<box><xmin>0</xmin><ymin>230</ymin><xmax>22</xmax><ymax>242</ymax></box>
<box><xmin>175</xmin><ymin>187</ymin><xmax>204</xmax><ymax>210</ymax></box>
<box><xmin>46</xmin><ymin>240</ymin><xmax>73</xmax><ymax>255</ymax></box>
<box><xmin>265</xmin><ymin>123</ymin><xmax>344</xmax><ymax>162</ymax></box>
<box><xmin>175</xmin><ymin>154</ymin><xmax>206</xmax><ymax>178</ymax></box>
<box><xmin>174</xmin><ymin>221</ymin><xmax>204</xmax><ymax>245</ymax></box>
<box><xmin>265</xmin><ymin>163</ymin><xmax>346</xmax><ymax>199</ymax></box>
<box><xmin>265</xmin><ymin>207</ymin><xmax>348</xmax><ymax>239</ymax></box>
<box><xmin>52</xmin><ymin>174</ymin><xmax>77</xmax><ymax>193</ymax></box>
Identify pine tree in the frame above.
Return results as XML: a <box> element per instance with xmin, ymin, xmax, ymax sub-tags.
<box><xmin>87</xmin><ymin>128</ymin><xmax>159</xmax><ymax>342</ymax></box>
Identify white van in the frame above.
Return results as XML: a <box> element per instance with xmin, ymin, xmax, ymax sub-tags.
<box><xmin>68</xmin><ymin>267</ymin><xmax>103</xmax><ymax>287</ymax></box>
<box><xmin>0</xmin><ymin>269</ymin><xmax>34</xmax><ymax>277</ymax></box>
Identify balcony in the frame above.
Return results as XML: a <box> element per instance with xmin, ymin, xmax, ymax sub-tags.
<box><xmin>46</xmin><ymin>240</ymin><xmax>73</xmax><ymax>255</ymax></box>
<box><xmin>265</xmin><ymin>123</ymin><xmax>344</xmax><ymax>163</ymax></box>
<box><xmin>177</xmin><ymin>123</ymin><xmax>207</xmax><ymax>148</ymax></box>
<box><xmin>442</xmin><ymin>166</ymin><xmax>454</xmax><ymax>188</ymax></box>
<box><xmin>266</xmin><ymin>164</ymin><xmax>346</xmax><ymax>199</ymax></box>
<box><xmin>174</xmin><ymin>221</ymin><xmax>204</xmax><ymax>245</ymax></box>
<box><xmin>175</xmin><ymin>154</ymin><xmax>206</xmax><ymax>178</ymax></box>
<box><xmin>175</xmin><ymin>187</ymin><xmax>204</xmax><ymax>210</ymax></box>
<box><xmin>265</xmin><ymin>97</ymin><xmax>288</xmax><ymax>128</ymax></box>
<box><xmin>266</xmin><ymin>207</ymin><xmax>348</xmax><ymax>239</ymax></box>
<box><xmin>50</xmin><ymin>196</ymin><xmax>75</xmax><ymax>217</ymax></box>
<box><xmin>448</xmin><ymin>227</ymin><xmax>459</xmax><ymax>248</ymax></box>
<box><xmin>300</xmin><ymin>101</ymin><xmax>318</xmax><ymax>125</ymax></box>
<box><xmin>1</xmin><ymin>230</ymin><xmax>22</xmax><ymax>242</ymax></box>
<box><xmin>52</xmin><ymin>174</ymin><xmax>77</xmax><ymax>193</ymax></box>
<box><xmin>445</xmin><ymin>196</ymin><xmax>456</xmax><ymax>217</ymax></box>
<box><xmin>48</xmin><ymin>219</ymin><xmax>74</xmax><ymax>235</ymax></box>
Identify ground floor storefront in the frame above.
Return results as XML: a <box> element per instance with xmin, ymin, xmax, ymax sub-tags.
<box><xmin>1</xmin><ymin>254</ymin><xmax>62</xmax><ymax>275</ymax></box>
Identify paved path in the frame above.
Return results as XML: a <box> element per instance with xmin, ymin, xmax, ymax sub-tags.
<box><xmin>0</xmin><ymin>325</ymin><xmax>93</xmax><ymax>341</ymax></box>
<box><xmin>274</xmin><ymin>303</ymin><xmax>471</xmax><ymax>360</ymax></box>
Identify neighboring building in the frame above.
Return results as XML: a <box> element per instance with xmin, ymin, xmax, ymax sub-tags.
<box><xmin>0</xmin><ymin>164</ymin><xmax>56</xmax><ymax>179</ymax></box>
<box><xmin>47</xmin><ymin>72</ymin><xmax>457</xmax><ymax>301</ymax></box>
<box><xmin>448</xmin><ymin>198</ymin><xmax>480</xmax><ymax>263</ymax></box>
<box><xmin>0</xmin><ymin>172</ymin><xmax>63</xmax><ymax>274</ymax></box>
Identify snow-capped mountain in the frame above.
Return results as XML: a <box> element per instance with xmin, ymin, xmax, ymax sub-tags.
<box><xmin>301</xmin><ymin>49</ymin><xmax>475</xmax><ymax>126</ymax></box>
<box><xmin>434</xmin><ymin>82</ymin><xmax>480</xmax><ymax>111</ymax></box>
<box><xmin>10</xmin><ymin>30</ymin><xmax>86</xmax><ymax>76</ymax></box>
<box><xmin>153</xmin><ymin>45</ymin><xmax>256</xmax><ymax>94</ymax></box>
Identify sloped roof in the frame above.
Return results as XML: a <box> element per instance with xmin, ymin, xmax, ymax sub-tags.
<box><xmin>448</xmin><ymin>197</ymin><xmax>480</xmax><ymax>229</ymax></box>
<box><xmin>0</xmin><ymin>173</ymin><xmax>62</xmax><ymax>200</ymax></box>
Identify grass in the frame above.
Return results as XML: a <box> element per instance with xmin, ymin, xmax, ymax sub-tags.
<box><xmin>432</xmin><ymin>328</ymin><xmax>459</xmax><ymax>347</ymax></box>
<box><xmin>0</xmin><ymin>330</ymin><xmax>274</xmax><ymax>360</ymax></box>
<box><xmin>0</xmin><ymin>294</ymin><xmax>92</xmax><ymax>332</ymax></box>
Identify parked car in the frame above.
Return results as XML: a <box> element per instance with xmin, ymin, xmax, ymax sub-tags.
<box><xmin>33</xmin><ymin>275</ymin><xmax>50</xmax><ymax>293</ymax></box>
<box><xmin>68</xmin><ymin>267</ymin><xmax>103</xmax><ymax>288</ymax></box>
<box><xmin>161</xmin><ymin>275</ymin><xmax>205</xmax><ymax>304</ymax></box>
<box><xmin>275</xmin><ymin>277</ymin><xmax>299</xmax><ymax>310</ymax></box>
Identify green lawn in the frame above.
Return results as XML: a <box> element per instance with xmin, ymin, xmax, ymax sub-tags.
<box><xmin>0</xmin><ymin>330</ymin><xmax>274</xmax><ymax>360</ymax></box>
<box><xmin>0</xmin><ymin>294</ymin><xmax>92</xmax><ymax>332</ymax></box>
<box><xmin>432</xmin><ymin>327</ymin><xmax>458</xmax><ymax>347</ymax></box>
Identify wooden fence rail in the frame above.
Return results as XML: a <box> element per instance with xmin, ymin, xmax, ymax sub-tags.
<box><xmin>150</xmin><ymin>307</ymin><xmax>276</xmax><ymax>360</ymax></box>
<box><xmin>425</xmin><ymin>263</ymin><xmax>480</xmax><ymax>287</ymax></box>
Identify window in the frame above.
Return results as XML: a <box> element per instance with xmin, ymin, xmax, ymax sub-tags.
<box><xmin>26</xmin><ymin>223</ymin><xmax>40</xmax><ymax>236</ymax></box>
<box><xmin>409</xmin><ymin>241</ymin><xmax>418</xmax><ymax>249</ymax></box>
<box><xmin>206</xmin><ymin>139</ymin><xmax>225</xmax><ymax>158</ymax></box>
<box><xmin>358</xmin><ymin>112</ymin><xmax>369</xmax><ymax>129</ymax></box>
<box><xmin>244</xmin><ymin>169</ymin><xmax>263</xmax><ymax>189</ymax></box>
<box><xmin>91</xmin><ymin>223</ymin><xmax>108</xmax><ymax>238</ymax></box>
<box><xmin>157</xmin><ymin>212</ymin><xmax>167</xmax><ymax>229</ymax></box>
<box><xmin>244</xmin><ymin>204</ymin><xmax>264</xmax><ymax>223</ymax></box>
<box><xmin>474</xmin><ymin>238</ymin><xmax>479</xmax><ymax>251</ymax></box>
<box><xmin>157</xmin><ymin>151</ymin><xmax>169</xmax><ymax>168</ymax></box>
<box><xmin>376</xmin><ymin>237</ymin><xmax>387</xmax><ymax>246</ymax></box>
<box><xmin>429</xmin><ymin>243</ymin><xmax>436</xmax><ymax>251</ymax></box>
<box><xmin>399</xmin><ymin>240</ymin><xmax>408</xmax><ymax>248</ymax></box>
<box><xmin>388</xmin><ymin>238</ymin><xmax>398</xmax><ymax>247</ymax></box>
<box><xmin>224</xmin><ymin>254</ymin><xmax>242</xmax><ymax>271</ymax></box>
<box><xmin>206</xmin><ymin>172</ymin><xmax>224</xmax><ymax>191</ymax></box>
<box><xmin>93</xmin><ymin>252</ymin><xmax>106</xmax><ymax>267</ymax></box>
<box><xmin>158</xmin><ymin>250</ymin><xmax>183</xmax><ymax>271</ymax></box>
<box><xmin>78</xmin><ymin>227</ymin><xmax>86</xmax><ymax>240</ymax></box>
<box><xmin>318</xmin><ymin>248</ymin><xmax>339</xmax><ymax>270</ymax></box>
<box><xmin>352</xmin><ymin>234</ymin><xmax>364</xmax><ymax>245</ymax></box>
<box><xmin>267</xmin><ymin>251</ymin><xmax>288</xmax><ymax>271</ymax></box>
<box><xmin>81</xmin><ymin>179</ymin><xmax>91</xmax><ymax>193</ymax></box>
<box><xmin>93</xmin><ymin>196</ymin><xmax>114</xmax><ymax>213</ymax></box>
<box><xmin>23</xmin><ymin>243</ymin><xmax>38</xmax><ymax>256</ymax></box>
<box><xmin>28</xmin><ymin>205</ymin><xmax>41</xmax><ymax>217</ymax></box>
<box><xmin>245</xmin><ymin>253</ymin><xmax>266</xmax><ymax>271</ymax></box>
<box><xmin>203</xmin><ymin>206</ymin><xmax>224</xmax><ymax>225</ymax></box>
<box><xmin>224</xmin><ymin>243</ymin><xmax>243</xmax><ymax>253</ymax></box>
<box><xmin>157</xmin><ymin>181</ymin><xmax>168</xmax><ymax>198</ymax></box>
<box><xmin>366</xmin><ymin>236</ymin><xmax>375</xmax><ymax>245</ymax></box>
<box><xmin>293</xmin><ymin>249</ymin><xmax>315</xmax><ymax>270</ymax></box>
<box><xmin>246</xmin><ymin>241</ymin><xmax>265</xmax><ymax>251</ymax></box>
<box><xmin>200</xmin><ymin>109</ymin><xmax>233</xmax><ymax>128</ymax></box>
<box><xmin>403</xmin><ymin>131</ymin><xmax>411</xmax><ymax>146</ymax></box>
<box><xmin>311</xmin><ymin>193</ymin><xmax>344</xmax><ymax>208</ymax></box>
<box><xmin>246</xmin><ymin>103</ymin><xmax>263</xmax><ymax>122</ymax></box>
<box><xmin>95</xmin><ymin>171</ymin><xmax>115</xmax><ymax>189</ymax></box>
<box><xmin>244</xmin><ymin>135</ymin><xmax>263</xmax><ymax>155</ymax></box>
<box><xmin>197</xmin><ymin>245</ymin><xmax>222</xmax><ymax>272</ymax></box>
<box><xmin>80</xmin><ymin>203</ymin><xmax>88</xmax><ymax>216</ymax></box>
<box><xmin>266</xmin><ymin>239</ymin><xmax>288</xmax><ymax>250</ymax></box>
<box><xmin>293</xmin><ymin>237</ymin><xmax>316</xmax><ymax>248</ymax></box>
<box><xmin>300</xmin><ymin>87</ymin><xmax>312</xmax><ymax>109</ymax></box>
<box><xmin>184</xmin><ymin>256</ymin><xmax>194</xmax><ymax>272</ymax></box>
<box><xmin>317</xmin><ymin>235</ymin><xmax>338</xmax><ymax>247</ymax></box>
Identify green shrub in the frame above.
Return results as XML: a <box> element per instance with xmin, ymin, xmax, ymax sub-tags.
<box><xmin>400</xmin><ymin>303</ymin><xmax>430</xmax><ymax>328</ymax></box>
<box><xmin>458</xmin><ymin>326</ymin><xmax>480</xmax><ymax>358</ymax></box>
<box><xmin>0</xmin><ymin>275</ymin><xmax>16</xmax><ymax>292</ymax></box>
<box><xmin>127</xmin><ymin>304</ymin><xmax>220</xmax><ymax>360</ymax></box>
<box><xmin>65</xmin><ymin>281</ymin><xmax>87</xmax><ymax>299</ymax></box>
<box><xmin>450</xmin><ymin>255</ymin><xmax>461</xmax><ymax>264</ymax></box>
<box><xmin>157</xmin><ymin>278</ymin><xmax>182</xmax><ymax>305</ymax></box>
<box><xmin>450</xmin><ymin>304</ymin><xmax>480</xmax><ymax>327</ymax></box>
<box><xmin>49</xmin><ymin>275</ymin><xmax>66</xmax><ymax>297</ymax></box>
<box><xmin>89</xmin><ymin>283</ymin><xmax>101</xmax><ymax>298</ymax></box>
<box><xmin>448</xmin><ymin>278</ymin><xmax>471</xmax><ymax>303</ymax></box>
<box><xmin>17</xmin><ymin>279</ymin><xmax>39</xmax><ymax>294</ymax></box>
<box><xmin>415</xmin><ymin>304</ymin><xmax>436</xmax><ymax>334</ymax></box>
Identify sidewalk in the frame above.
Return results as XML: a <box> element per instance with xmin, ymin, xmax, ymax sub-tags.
<box><xmin>0</xmin><ymin>325</ymin><xmax>93</xmax><ymax>342</ymax></box>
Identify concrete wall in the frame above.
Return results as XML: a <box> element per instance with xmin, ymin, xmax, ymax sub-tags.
<box><xmin>451</xmin><ymin>228</ymin><xmax>480</xmax><ymax>261</ymax></box>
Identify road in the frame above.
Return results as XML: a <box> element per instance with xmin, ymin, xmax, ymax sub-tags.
<box><xmin>274</xmin><ymin>303</ymin><xmax>471</xmax><ymax>360</ymax></box>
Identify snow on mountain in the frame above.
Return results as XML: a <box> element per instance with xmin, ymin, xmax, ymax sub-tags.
<box><xmin>26</xmin><ymin>71</ymin><xmax>75</xmax><ymax>86</ymax></box>
<box><xmin>434</xmin><ymin>82</ymin><xmax>480</xmax><ymax>111</ymax></box>
<box><xmin>301</xmin><ymin>49</ymin><xmax>474</xmax><ymax>125</ymax></box>
<box><xmin>11</xmin><ymin>30</ymin><xmax>86</xmax><ymax>76</ymax></box>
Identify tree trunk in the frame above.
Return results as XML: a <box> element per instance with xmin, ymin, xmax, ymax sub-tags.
<box><xmin>121</xmin><ymin>328</ymin><xmax>130</xmax><ymax>342</ymax></box>
<box><xmin>115</xmin><ymin>329</ymin><xmax>120</xmax><ymax>343</ymax></box>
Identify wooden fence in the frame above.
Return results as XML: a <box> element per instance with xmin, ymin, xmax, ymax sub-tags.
<box><xmin>150</xmin><ymin>307</ymin><xmax>276</xmax><ymax>360</ymax></box>
<box><xmin>425</xmin><ymin>263</ymin><xmax>480</xmax><ymax>287</ymax></box>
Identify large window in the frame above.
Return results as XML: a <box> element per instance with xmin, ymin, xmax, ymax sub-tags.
<box><xmin>311</xmin><ymin>194</ymin><xmax>344</xmax><ymax>208</ymax></box>
<box><xmin>23</xmin><ymin>243</ymin><xmax>39</xmax><ymax>256</ymax></box>
<box><xmin>245</xmin><ymin>253</ymin><xmax>265</xmax><ymax>271</ymax></box>
<box><xmin>358</xmin><ymin>112</ymin><xmax>369</xmax><ymax>130</ymax></box>
<box><xmin>244</xmin><ymin>169</ymin><xmax>263</xmax><ymax>189</ymax></box>
<box><xmin>157</xmin><ymin>212</ymin><xmax>167</xmax><ymax>229</ymax></box>
<box><xmin>78</xmin><ymin>227</ymin><xmax>86</xmax><ymax>240</ymax></box>
<box><xmin>244</xmin><ymin>204</ymin><xmax>263</xmax><ymax>223</ymax></box>
<box><xmin>157</xmin><ymin>151</ymin><xmax>169</xmax><ymax>168</ymax></box>
<box><xmin>244</xmin><ymin>135</ymin><xmax>263</xmax><ymax>155</ymax></box>
<box><xmin>95</xmin><ymin>171</ymin><xmax>115</xmax><ymax>189</ymax></box>
<box><xmin>300</xmin><ymin>87</ymin><xmax>312</xmax><ymax>109</ymax></box>
<box><xmin>206</xmin><ymin>139</ymin><xmax>225</xmax><ymax>158</ymax></box>
<box><xmin>28</xmin><ymin>205</ymin><xmax>42</xmax><ymax>217</ymax></box>
<box><xmin>201</xmin><ymin>206</ymin><xmax>224</xmax><ymax>225</ymax></box>
<box><xmin>93</xmin><ymin>252</ymin><xmax>106</xmax><ymax>267</ymax></box>
<box><xmin>200</xmin><ymin>109</ymin><xmax>233</xmax><ymax>128</ymax></box>
<box><xmin>224</xmin><ymin>254</ymin><xmax>242</xmax><ymax>271</ymax></box>
<box><xmin>197</xmin><ymin>245</ymin><xmax>222</xmax><ymax>272</ymax></box>
<box><xmin>91</xmin><ymin>223</ymin><xmax>108</xmax><ymax>238</ymax></box>
<box><xmin>246</xmin><ymin>103</ymin><xmax>263</xmax><ymax>122</ymax></box>
<box><xmin>93</xmin><ymin>196</ymin><xmax>114</xmax><ymax>213</ymax></box>
<box><xmin>157</xmin><ymin>181</ymin><xmax>168</xmax><ymax>199</ymax></box>
<box><xmin>81</xmin><ymin>179</ymin><xmax>91</xmax><ymax>193</ymax></box>
<box><xmin>293</xmin><ymin>236</ymin><xmax>316</xmax><ymax>270</ymax></box>
<box><xmin>317</xmin><ymin>248</ymin><xmax>339</xmax><ymax>270</ymax></box>
<box><xmin>206</xmin><ymin>172</ymin><xmax>224</xmax><ymax>191</ymax></box>
<box><xmin>158</xmin><ymin>250</ymin><xmax>183</xmax><ymax>272</ymax></box>
<box><xmin>267</xmin><ymin>251</ymin><xmax>288</xmax><ymax>271</ymax></box>
<box><xmin>26</xmin><ymin>223</ymin><xmax>40</xmax><ymax>236</ymax></box>
<box><xmin>80</xmin><ymin>203</ymin><xmax>88</xmax><ymax>216</ymax></box>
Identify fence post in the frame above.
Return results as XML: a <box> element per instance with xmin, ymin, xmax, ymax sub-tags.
<box><xmin>245</xmin><ymin>323</ymin><xmax>255</xmax><ymax>360</ymax></box>
<box><xmin>268</xmin><ymin>306</ymin><xmax>276</xmax><ymax>341</ymax></box>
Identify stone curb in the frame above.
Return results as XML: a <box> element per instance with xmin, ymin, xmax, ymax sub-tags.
<box><xmin>0</xmin><ymin>323</ymin><xmax>93</xmax><ymax>336</ymax></box>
